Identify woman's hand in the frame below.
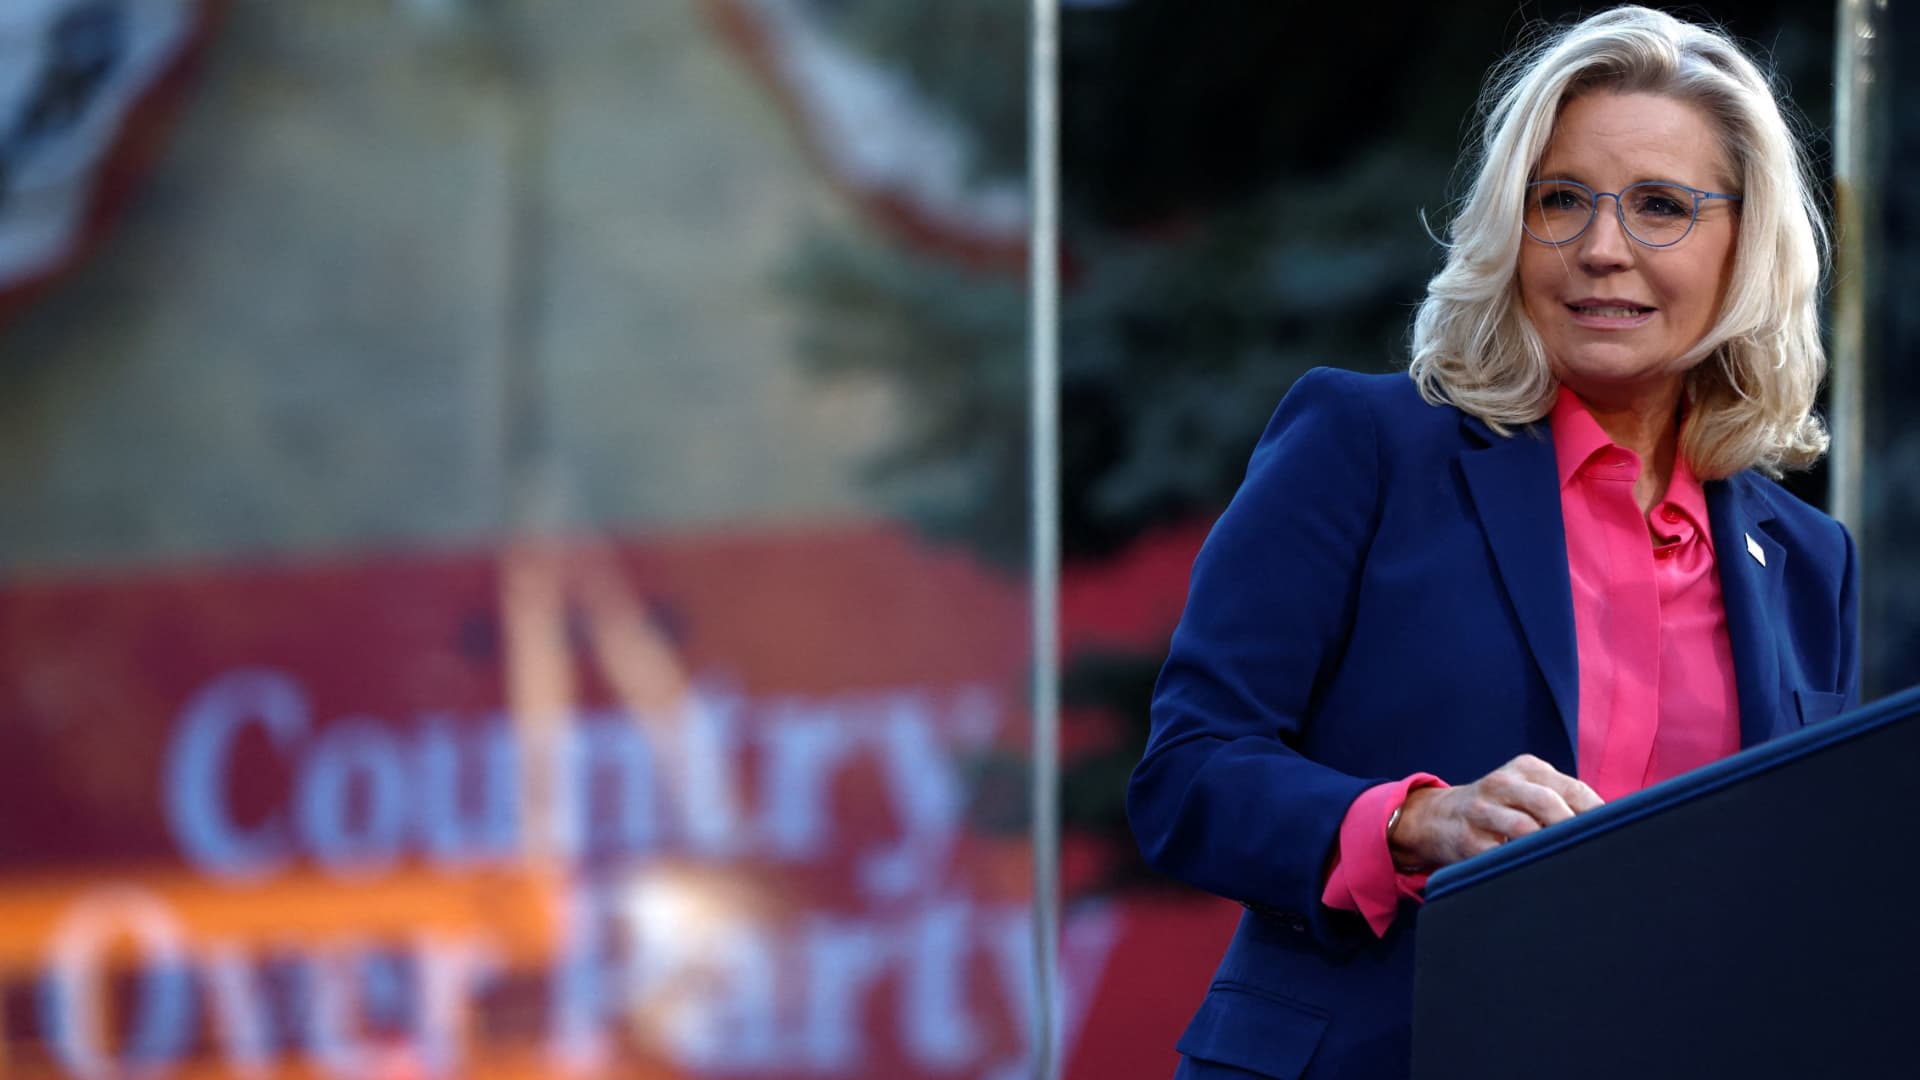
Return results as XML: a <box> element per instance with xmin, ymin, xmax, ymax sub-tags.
<box><xmin>1389</xmin><ymin>754</ymin><xmax>1603</xmax><ymax>872</ymax></box>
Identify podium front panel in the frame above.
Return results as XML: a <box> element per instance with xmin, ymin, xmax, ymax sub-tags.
<box><xmin>1413</xmin><ymin>689</ymin><xmax>1920</xmax><ymax>1080</ymax></box>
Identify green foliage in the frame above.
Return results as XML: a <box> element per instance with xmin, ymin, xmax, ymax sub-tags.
<box><xmin>784</xmin><ymin>148</ymin><xmax>1448</xmax><ymax>567</ymax></box>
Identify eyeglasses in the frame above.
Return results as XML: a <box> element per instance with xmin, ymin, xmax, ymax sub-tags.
<box><xmin>1522</xmin><ymin>179</ymin><xmax>1741</xmax><ymax>248</ymax></box>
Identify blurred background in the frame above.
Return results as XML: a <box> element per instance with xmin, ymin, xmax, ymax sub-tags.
<box><xmin>0</xmin><ymin>0</ymin><xmax>1908</xmax><ymax>1077</ymax></box>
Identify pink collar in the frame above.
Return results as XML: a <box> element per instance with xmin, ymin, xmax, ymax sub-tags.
<box><xmin>1548</xmin><ymin>386</ymin><xmax>1712</xmax><ymax>546</ymax></box>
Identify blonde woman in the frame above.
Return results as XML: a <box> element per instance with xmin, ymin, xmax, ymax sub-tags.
<box><xmin>1128</xmin><ymin>7</ymin><xmax>1854</xmax><ymax>1078</ymax></box>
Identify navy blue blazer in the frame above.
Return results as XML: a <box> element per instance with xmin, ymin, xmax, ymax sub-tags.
<box><xmin>1127</xmin><ymin>367</ymin><xmax>1860</xmax><ymax>1080</ymax></box>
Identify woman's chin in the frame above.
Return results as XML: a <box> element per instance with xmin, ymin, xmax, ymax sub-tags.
<box><xmin>1552</xmin><ymin>354</ymin><xmax>1694</xmax><ymax>399</ymax></box>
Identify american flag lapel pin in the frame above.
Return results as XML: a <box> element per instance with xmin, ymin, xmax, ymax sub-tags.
<box><xmin>1745</xmin><ymin>532</ymin><xmax>1766</xmax><ymax>567</ymax></box>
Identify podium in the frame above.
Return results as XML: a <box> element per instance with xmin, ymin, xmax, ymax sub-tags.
<box><xmin>1412</xmin><ymin>686</ymin><xmax>1920</xmax><ymax>1080</ymax></box>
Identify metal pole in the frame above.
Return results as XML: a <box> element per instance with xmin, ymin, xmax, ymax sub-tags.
<box><xmin>1831</xmin><ymin>0</ymin><xmax>1886</xmax><ymax>689</ymax></box>
<box><xmin>1028</xmin><ymin>0</ymin><xmax>1062</xmax><ymax>1073</ymax></box>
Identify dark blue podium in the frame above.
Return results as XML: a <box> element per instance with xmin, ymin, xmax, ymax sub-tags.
<box><xmin>1413</xmin><ymin>686</ymin><xmax>1920</xmax><ymax>1080</ymax></box>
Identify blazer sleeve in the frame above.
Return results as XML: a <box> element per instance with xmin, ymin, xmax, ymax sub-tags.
<box><xmin>1127</xmin><ymin>366</ymin><xmax>1389</xmax><ymax>950</ymax></box>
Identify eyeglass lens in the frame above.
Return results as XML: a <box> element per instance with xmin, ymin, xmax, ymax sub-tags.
<box><xmin>1524</xmin><ymin>181</ymin><xmax>1699</xmax><ymax>246</ymax></box>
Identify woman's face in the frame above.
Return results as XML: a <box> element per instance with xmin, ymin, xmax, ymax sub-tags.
<box><xmin>1517</xmin><ymin>91</ymin><xmax>1739</xmax><ymax>406</ymax></box>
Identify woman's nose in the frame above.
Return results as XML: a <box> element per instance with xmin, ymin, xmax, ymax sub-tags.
<box><xmin>1577</xmin><ymin>194</ymin><xmax>1635</xmax><ymax>270</ymax></box>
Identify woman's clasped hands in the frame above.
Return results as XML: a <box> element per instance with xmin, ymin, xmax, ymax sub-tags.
<box><xmin>1389</xmin><ymin>755</ymin><xmax>1605</xmax><ymax>872</ymax></box>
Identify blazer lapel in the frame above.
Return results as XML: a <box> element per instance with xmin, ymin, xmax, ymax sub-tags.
<box><xmin>1457</xmin><ymin>418</ymin><xmax>1581</xmax><ymax>760</ymax></box>
<box><xmin>1706</xmin><ymin>474</ymin><xmax>1785</xmax><ymax>747</ymax></box>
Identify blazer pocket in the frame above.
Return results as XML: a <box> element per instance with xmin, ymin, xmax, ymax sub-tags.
<box><xmin>1175</xmin><ymin>982</ymin><xmax>1330</xmax><ymax>1080</ymax></box>
<box><xmin>1793</xmin><ymin>688</ymin><xmax>1846</xmax><ymax>727</ymax></box>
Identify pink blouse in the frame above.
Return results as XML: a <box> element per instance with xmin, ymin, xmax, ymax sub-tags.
<box><xmin>1320</xmin><ymin>388</ymin><xmax>1741</xmax><ymax>935</ymax></box>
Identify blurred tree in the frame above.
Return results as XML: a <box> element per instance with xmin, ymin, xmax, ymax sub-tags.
<box><xmin>793</xmin><ymin>0</ymin><xmax>1835</xmax><ymax>565</ymax></box>
<box><xmin>771</xmin><ymin>0</ymin><xmax>1841</xmax><ymax>891</ymax></box>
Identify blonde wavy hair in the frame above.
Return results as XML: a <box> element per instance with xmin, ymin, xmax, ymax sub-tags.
<box><xmin>1408</xmin><ymin>5</ymin><xmax>1829</xmax><ymax>478</ymax></box>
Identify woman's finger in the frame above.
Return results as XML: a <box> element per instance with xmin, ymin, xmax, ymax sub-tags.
<box><xmin>1479</xmin><ymin>769</ymin><xmax>1575</xmax><ymax>827</ymax></box>
<box><xmin>1502</xmin><ymin>755</ymin><xmax>1604</xmax><ymax>816</ymax></box>
<box><xmin>1463</xmin><ymin>800</ymin><xmax>1539</xmax><ymax>843</ymax></box>
<box><xmin>1465</xmin><ymin>828</ymin><xmax>1510</xmax><ymax>858</ymax></box>
<box><xmin>1549</xmin><ymin>773</ymin><xmax>1606</xmax><ymax>814</ymax></box>
<box><xmin>1504</xmin><ymin>754</ymin><xmax>1557</xmax><ymax>781</ymax></box>
<box><xmin>1500</xmin><ymin>778</ymin><xmax>1577</xmax><ymax>827</ymax></box>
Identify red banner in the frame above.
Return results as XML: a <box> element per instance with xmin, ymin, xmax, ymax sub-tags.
<box><xmin>0</xmin><ymin>524</ymin><xmax>1233</xmax><ymax>1078</ymax></box>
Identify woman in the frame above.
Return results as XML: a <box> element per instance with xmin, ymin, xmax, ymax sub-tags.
<box><xmin>1126</xmin><ymin>7</ymin><xmax>1857</xmax><ymax>1079</ymax></box>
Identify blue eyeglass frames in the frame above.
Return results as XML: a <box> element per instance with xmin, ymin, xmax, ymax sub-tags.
<box><xmin>1522</xmin><ymin>179</ymin><xmax>1742</xmax><ymax>248</ymax></box>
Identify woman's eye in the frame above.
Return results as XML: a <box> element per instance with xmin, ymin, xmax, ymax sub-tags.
<box><xmin>1631</xmin><ymin>188</ymin><xmax>1692</xmax><ymax>218</ymax></box>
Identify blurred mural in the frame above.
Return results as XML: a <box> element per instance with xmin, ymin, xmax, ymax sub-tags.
<box><xmin>0</xmin><ymin>0</ymin><xmax>1911</xmax><ymax>1077</ymax></box>
<box><xmin>0</xmin><ymin>0</ymin><xmax>1121</xmax><ymax>1077</ymax></box>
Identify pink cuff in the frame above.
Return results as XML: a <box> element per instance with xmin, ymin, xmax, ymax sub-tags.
<box><xmin>1320</xmin><ymin>773</ymin><xmax>1447</xmax><ymax>937</ymax></box>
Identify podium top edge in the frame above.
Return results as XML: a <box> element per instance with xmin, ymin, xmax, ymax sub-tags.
<box><xmin>1424</xmin><ymin>684</ymin><xmax>1920</xmax><ymax>902</ymax></box>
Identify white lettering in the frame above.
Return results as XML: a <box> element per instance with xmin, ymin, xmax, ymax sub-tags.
<box><xmin>796</xmin><ymin>916</ymin><xmax>891</xmax><ymax>1072</ymax></box>
<box><xmin>861</xmin><ymin>692</ymin><xmax>965</xmax><ymax>898</ymax></box>
<box><xmin>44</xmin><ymin>888</ymin><xmax>195</xmax><ymax>1078</ymax></box>
<box><xmin>416</xmin><ymin>716</ymin><xmax>520</xmax><ymax>864</ymax></box>
<box><xmin>410</xmin><ymin>932</ymin><xmax>502</xmax><ymax>1076</ymax></box>
<box><xmin>296</xmin><ymin>723</ymin><xmax>411</xmax><ymax>874</ymax></box>
<box><xmin>758</xmin><ymin>702</ymin><xmax>862</xmax><ymax>862</ymax></box>
<box><xmin>165</xmin><ymin>669</ymin><xmax>305</xmax><ymax>879</ymax></box>
<box><xmin>900</xmin><ymin>900</ymin><xmax>981</xmax><ymax>1069</ymax></box>
<box><xmin>672</xmin><ymin>681</ymin><xmax>748</xmax><ymax>859</ymax></box>
<box><xmin>982</xmin><ymin>902</ymin><xmax>1122</xmax><ymax>1080</ymax></box>
<box><xmin>201</xmin><ymin>940</ymin><xmax>272</xmax><ymax>1075</ymax></box>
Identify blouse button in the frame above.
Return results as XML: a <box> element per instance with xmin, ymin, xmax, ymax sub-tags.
<box><xmin>1662</xmin><ymin>508</ymin><xmax>1682</xmax><ymax>523</ymax></box>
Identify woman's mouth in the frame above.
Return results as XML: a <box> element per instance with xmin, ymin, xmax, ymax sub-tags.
<box><xmin>1566</xmin><ymin>302</ymin><xmax>1656</xmax><ymax>328</ymax></box>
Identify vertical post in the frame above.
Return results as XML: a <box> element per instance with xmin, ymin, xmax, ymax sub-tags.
<box><xmin>1831</xmin><ymin>0</ymin><xmax>1886</xmax><ymax>688</ymax></box>
<box><xmin>1028</xmin><ymin>0</ymin><xmax>1062</xmax><ymax>1076</ymax></box>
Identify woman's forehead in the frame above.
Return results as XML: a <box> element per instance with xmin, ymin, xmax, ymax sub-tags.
<box><xmin>1537</xmin><ymin>91</ymin><xmax>1737</xmax><ymax>188</ymax></box>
